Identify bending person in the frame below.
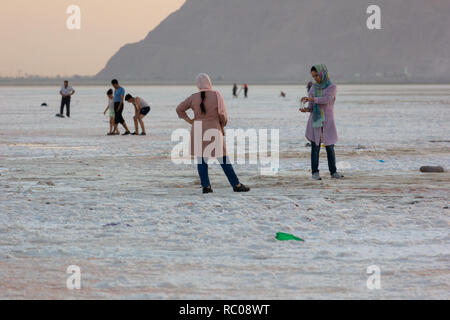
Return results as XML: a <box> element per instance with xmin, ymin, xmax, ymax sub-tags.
<box><xmin>300</xmin><ymin>64</ymin><xmax>343</xmax><ymax>180</ymax></box>
<box><xmin>176</xmin><ymin>73</ymin><xmax>250</xmax><ymax>194</ymax></box>
<box><xmin>125</xmin><ymin>94</ymin><xmax>151</xmax><ymax>136</ymax></box>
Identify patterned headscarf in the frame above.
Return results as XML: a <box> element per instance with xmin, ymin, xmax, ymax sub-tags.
<box><xmin>312</xmin><ymin>64</ymin><xmax>331</xmax><ymax>128</ymax></box>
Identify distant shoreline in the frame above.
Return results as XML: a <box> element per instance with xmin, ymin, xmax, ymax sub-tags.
<box><xmin>1</xmin><ymin>79</ymin><xmax>449</xmax><ymax>86</ymax></box>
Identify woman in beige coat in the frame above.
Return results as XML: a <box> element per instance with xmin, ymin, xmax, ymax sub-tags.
<box><xmin>176</xmin><ymin>73</ymin><xmax>250</xmax><ymax>194</ymax></box>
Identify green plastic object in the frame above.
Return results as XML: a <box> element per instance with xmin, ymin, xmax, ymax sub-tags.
<box><xmin>276</xmin><ymin>232</ymin><xmax>304</xmax><ymax>242</ymax></box>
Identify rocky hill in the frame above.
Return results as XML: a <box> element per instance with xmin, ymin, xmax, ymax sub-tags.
<box><xmin>96</xmin><ymin>0</ymin><xmax>450</xmax><ymax>83</ymax></box>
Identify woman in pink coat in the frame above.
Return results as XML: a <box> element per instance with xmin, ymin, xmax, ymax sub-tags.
<box><xmin>300</xmin><ymin>64</ymin><xmax>344</xmax><ymax>180</ymax></box>
<box><xmin>176</xmin><ymin>73</ymin><xmax>250</xmax><ymax>194</ymax></box>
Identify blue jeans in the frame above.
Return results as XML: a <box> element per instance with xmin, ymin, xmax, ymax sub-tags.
<box><xmin>311</xmin><ymin>142</ymin><xmax>337</xmax><ymax>175</ymax></box>
<box><xmin>197</xmin><ymin>157</ymin><xmax>240</xmax><ymax>188</ymax></box>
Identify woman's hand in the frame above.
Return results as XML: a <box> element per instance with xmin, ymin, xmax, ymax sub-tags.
<box><xmin>301</xmin><ymin>97</ymin><xmax>314</xmax><ymax>104</ymax></box>
<box><xmin>299</xmin><ymin>107</ymin><xmax>310</xmax><ymax>113</ymax></box>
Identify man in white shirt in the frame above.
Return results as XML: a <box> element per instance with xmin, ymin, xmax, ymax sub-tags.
<box><xmin>59</xmin><ymin>80</ymin><xmax>75</xmax><ymax>117</ymax></box>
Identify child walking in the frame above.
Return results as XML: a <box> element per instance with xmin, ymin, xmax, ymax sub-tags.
<box><xmin>104</xmin><ymin>89</ymin><xmax>119</xmax><ymax>135</ymax></box>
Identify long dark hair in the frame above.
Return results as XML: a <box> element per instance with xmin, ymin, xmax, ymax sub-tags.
<box><xmin>200</xmin><ymin>91</ymin><xmax>206</xmax><ymax>114</ymax></box>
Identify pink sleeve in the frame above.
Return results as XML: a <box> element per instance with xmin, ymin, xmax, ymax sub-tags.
<box><xmin>307</xmin><ymin>87</ymin><xmax>314</xmax><ymax>110</ymax></box>
<box><xmin>176</xmin><ymin>96</ymin><xmax>192</xmax><ymax>119</ymax></box>
<box><xmin>217</xmin><ymin>92</ymin><xmax>228</xmax><ymax>127</ymax></box>
<box><xmin>313</xmin><ymin>85</ymin><xmax>337</xmax><ymax>105</ymax></box>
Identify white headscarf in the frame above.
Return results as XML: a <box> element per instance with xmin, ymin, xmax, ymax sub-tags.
<box><xmin>196</xmin><ymin>73</ymin><xmax>213</xmax><ymax>91</ymax></box>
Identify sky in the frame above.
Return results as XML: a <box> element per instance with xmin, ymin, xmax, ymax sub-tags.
<box><xmin>0</xmin><ymin>0</ymin><xmax>185</xmax><ymax>77</ymax></box>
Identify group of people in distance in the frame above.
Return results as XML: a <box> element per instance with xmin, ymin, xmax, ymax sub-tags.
<box><xmin>57</xmin><ymin>79</ymin><xmax>151</xmax><ymax>136</ymax></box>
<box><xmin>232</xmin><ymin>83</ymin><xmax>249</xmax><ymax>98</ymax></box>
<box><xmin>103</xmin><ymin>79</ymin><xmax>151</xmax><ymax>136</ymax></box>
<box><xmin>57</xmin><ymin>64</ymin><xmax>342</xmax><ymax>194</ymax></box>
<box><xmin>176</xmin><ymin>64</ymin><xmax>343</xmax><ymax>194</ymax></box>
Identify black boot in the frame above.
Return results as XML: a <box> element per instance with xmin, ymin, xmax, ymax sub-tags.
<box><xmin>203</xmin><ymin>186</ymin><xmax>213</xmax><ymax>194</ymax></box>
<box><xmin>233</xmin><ymin>184</ymin><xmax>250</xmax><ymax>192</ymax></box>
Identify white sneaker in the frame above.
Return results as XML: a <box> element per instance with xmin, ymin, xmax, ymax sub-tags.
<box><xmin>312</xmin><ymin>172</ymin><xmax>322</xmax><ymax>180</ymax></box>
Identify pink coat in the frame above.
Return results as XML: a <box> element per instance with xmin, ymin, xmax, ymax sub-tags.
<box><xmin>176</xmin><ymin>91</ymin><xmax>228</xmax><ymax>158</ymax></box>
<box><xmin>305</xmin><ymin>84</ymin><xmax>338</xmax><ymax>146</ymax></box>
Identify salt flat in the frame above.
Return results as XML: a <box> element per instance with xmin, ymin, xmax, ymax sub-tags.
<box><xmin>0</xmin><ymin>84</ymin><xmax>449</xmax><ymax>299</ymax></box>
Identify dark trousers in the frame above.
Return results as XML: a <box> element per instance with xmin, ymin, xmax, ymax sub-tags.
<box><xmin>311</xmin><ymin>142</ymin><xmax>337</xmax><ymax>175</ymax></box>
<box><xmin>114</xmin><ymin>102</ymin><xmax>125</xmax><ymax>124</ymax></box>
<box><xmin>197</xmin><ymin>157</ymin><xmax>240</xmax><ymax>188</ymax></box>
<box><xmin>60</xmin><ymin>96</ymin><xmax>71</xmax><ymax>116</ymax></box>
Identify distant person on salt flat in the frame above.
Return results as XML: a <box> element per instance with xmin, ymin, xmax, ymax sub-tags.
<box><xmin>59</xmin><ymin>80</ymin><xmax>75</xmax><ymax>117</ymax></box>
<box><xmin>104</xmin><ymin>89</ymin><xmax>119</xmax><ymax>135</ymax></box>
<box><xmin>280</xmin><ymin>91</ymin><xmax>286</xmax><ymax>98</ymax></box>
<box><xmin>243</xmin><ymin>83</ymin><xmax>249</xmax><ymax>98</ymax></box>
<box><xmin>111</xmin><ymin>79</ymin><xmax>131</xmax><ymax>135</ymax></box>
<box><xmin>232</xmin><ymin>83</ymin><xmax>238</xmax><ymax>98</ymax></box>
<box><xmin>176</xmin><ymin>73</ymin><xmax>250</xmax><ymax>194</ymax></box>
<box><xmin>300</xmin><ymin>64</ymin><xmax>343</xmax><ymax>180</ymax></box>
<box><xmin>125</xmin><ymin>94</ymin><xmax>151</xmax><ymax>136</ymax></box>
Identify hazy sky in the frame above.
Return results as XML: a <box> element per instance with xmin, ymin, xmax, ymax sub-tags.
<box><xmin>0</xmin><ymin>0</ymin><xmax>185</xmax><ymax>77</ymax></box>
